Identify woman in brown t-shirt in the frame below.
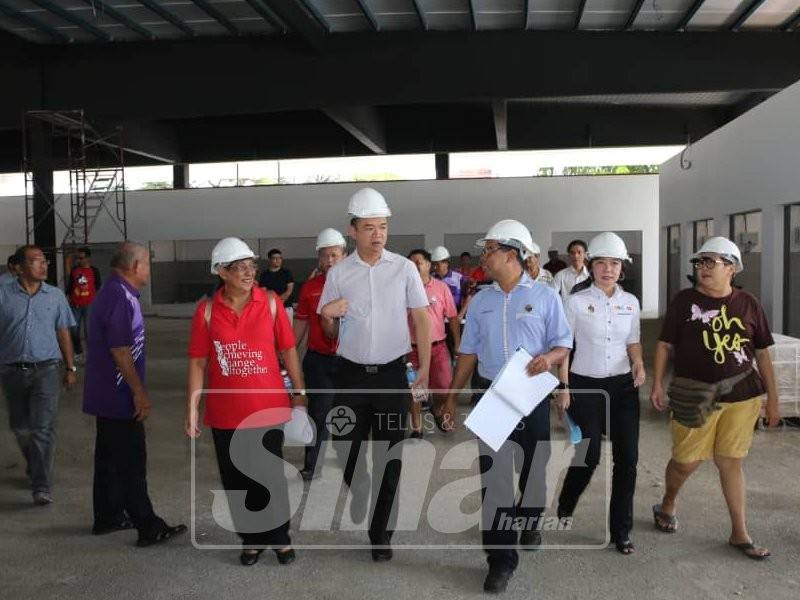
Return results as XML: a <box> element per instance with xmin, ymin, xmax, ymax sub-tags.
<box><xmin>649</xmin><ymin>237</ymin><xmax>780</xmax><ymax>560</ymax></box>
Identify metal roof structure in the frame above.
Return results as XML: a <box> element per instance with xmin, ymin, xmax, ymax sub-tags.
<box><xmin>0</xmin><ymin>1</ymin><xmax>799</xmax><ymax>169</ymax></box>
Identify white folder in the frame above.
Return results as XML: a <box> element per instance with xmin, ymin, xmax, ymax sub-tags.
<box><xmin>464</xmin><ymin>347</ymin><xmax>560</xmax><ymax>452</ymax></box>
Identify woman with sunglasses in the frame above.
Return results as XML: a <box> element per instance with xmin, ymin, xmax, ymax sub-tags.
<box><xmin>185</xmin><ymin>238</ymin><xmax>306</xmax><ymax>566</ymax></box>
<box><xmin>650</xmin><ymin>236</ymin><xmax>779</xmax><ymax>560</ymax></box>
<box><xmin>556</xmin><ymin>232</ymin><xmax>644</xmax><ymax>555</ymax></box>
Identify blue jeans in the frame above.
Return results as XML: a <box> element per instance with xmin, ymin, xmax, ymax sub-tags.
<box><xmin>1</xmin><ymin>361</ymin><xmax>62</xmax><ymax>493</ymax></box>
<box><xmin>70</xmin><ymin>305</ymin><xmax>90</xmax><ymax>355</ymax></box>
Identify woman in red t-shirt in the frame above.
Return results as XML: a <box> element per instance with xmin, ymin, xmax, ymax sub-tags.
<box><xmin>185</xmin><ymin>238</ymin><xmax>306</xmax><ymax>567</ymax></box>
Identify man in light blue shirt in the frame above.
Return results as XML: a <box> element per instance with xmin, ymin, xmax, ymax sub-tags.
<box><xmin>0</xmin><ymin>245</ymin><xmax>76</xmax><ymax>505</ymax></box>
<box><xmin>0</xmin><ymin>253</ymin><xmax>20</xmax><ymax>285</ymax></box>
<box><xmin>446</xmin><ymin>220</ymin><xmax>572</xmax><ymax>594</ymax></box>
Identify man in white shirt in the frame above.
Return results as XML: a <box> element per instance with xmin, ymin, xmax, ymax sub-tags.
<box><xmin>524</xmin><ymin>241</ymin><xmax>555</xmax><ymax>288</ymax></box>
<box><xmin>319</xmin><ymin>187</ymin><xmax>431</xmax><ymax>562</ymax></box>
<box><xmin>553</xmin><ymin>239</ymin><xmax>590</xmax><ymax>299</ymax></box>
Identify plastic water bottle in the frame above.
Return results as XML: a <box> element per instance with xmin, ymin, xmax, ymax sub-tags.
<box><xmin>564</xmin><ymin>413</ymin><xmax>582</xmax><ymax>445</ymax></box>
<box><xmin>280</xmin><ymin>369</ymin><xmax>292</xmax><ymax>393</ymax></box>
<box><xmin>405</xmin><ymin>362</ymin><xmax>427</xmax><ymax>403</ymax></box>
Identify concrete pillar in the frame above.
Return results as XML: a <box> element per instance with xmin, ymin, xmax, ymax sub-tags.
<box><xmin>29</xmin><ymin>120</ymin><xmax>57</xmax><ymax>284</ymax></box>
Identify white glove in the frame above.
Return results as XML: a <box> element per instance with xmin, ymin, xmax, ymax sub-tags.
<box><xmin>284</xmin><ymin>406</ymin><xmax>314</xmax><ymax>445</ymax></box>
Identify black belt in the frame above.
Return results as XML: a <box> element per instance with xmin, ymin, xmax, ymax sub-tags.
<box><xmin>341</xmin><ymin>357</ymin><xmax>405</xmax><ymax>374</ymax></box>
<box><xmin>6</xmin><ymin>359</ymin><xmax>61</xmax><ymax>371</ymax></box>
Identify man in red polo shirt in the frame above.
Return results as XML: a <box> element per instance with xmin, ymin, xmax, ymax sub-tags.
<box><xmin>407</xmin><ymin>249</ymin><xmax>460</xmax><ymax>436</ymax></box>
<box><xmin>293</xmin><ymin>228</ymin><xmax>347</xmax><ymax>480</ymax></box>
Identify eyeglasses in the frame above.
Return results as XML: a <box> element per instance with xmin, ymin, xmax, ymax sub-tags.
<box><xmin>690</xmin><ymin>257</ymin><xmax>731</xmax><ymax>270</ymax></box>
<box><xmin>480</xmin><ymin>245</ymin><xmax>511</xmax><ymax>256</ymax></box>
<box><xmin>225</xmin><ymin>260</ymin><xmax>259</xmax><ymax>274</ymax></box>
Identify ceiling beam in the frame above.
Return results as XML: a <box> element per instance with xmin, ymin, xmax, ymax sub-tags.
<box><xmin>188</xmin><ymin>0</ymin><xmax>240</xmax><ymax>35</ymax></box>
<box><xmin>0</xmin><ymin>0</ymin><xmax>70</xmax><ymax>43</ymax></box>
<box><xmin>137</xmin><ymin>0</ymin><xmax>194</xmax><ymax>37</ymax></box>
<box><xmin>573</xmin><ymin>0</ymin><xmax>587</xmax><ymax>30</ymax></box>
<box><xmin>411</xmin><ymin>0</ymin><xmax>427</xmax><ymax>30</ymax></box>
<box><xmin>730</xmin><ymin>0</ymin><xmax>768</xmax><ymax>31</ymax></box>
<box><xmin>468</xmin><ymin>0</ymin><xmax>477</xmax><ymax>31</ymax></box>
<box><xmin>780</xmin><ymin>7</ymin><xmax>800</xmax><ymax>31</ymax></box>
<box><xmin>492</xmin><ymin>100</ymin><xmax>508</xmax><ymax>150</ymax></box>
<box><xmin>29</xmin><ymin>0</ymin><xmax>110</xmax><ymax>42</ymax></box>
<box><xmin>624</xmin><ymin>0</ymin><xmax>645</xmax><ymax>30</ymax></box>
<box><xmin>323</xmin><ymin>105</ymin><xmax>386</xmax><ymax>154</ymax></box>
<box><xmin>80</xmin><ymin>0</ymin><xmax>155</xmax><ymax>40</ymax></box>
<box><xmin>263</xmin><ymin>0</ymin><xmax>329</xmax><ymax>51</ymax></box>
<box><xmin>676</xmin><ymin>0</ymin><xmax>705</xmax><ymax>31</ymax></box>
<box><xmin>244</xmin><ymin>0</ymin><xmax>287</xmax><ymax>32</ymax></box>
<box><xmin>354</xmin><ymin>0</ymin><xmax>379</xmax><ymax>31</ymax></box>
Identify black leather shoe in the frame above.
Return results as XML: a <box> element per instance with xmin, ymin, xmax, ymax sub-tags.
<box><xmin>371</xmin><ymin>546</ymin><xmax>393</xmax><ymax>562</ymax></box>
<box><xmin>275</xmin><ymin>548</ymin><xmax>296</xmax><ymax>565</ymax></box>
<box><xmin>483</xmin><ymin>567</ymin><xmax>513</xmax><ymax>594</ymax></box>
<box><xmin>409</xmin><ymin>429</ymin><xmax>423</xmax><ymax>439</ymax></box>
<box><xmin>519</xmin><ymin>529</ymin><xmax>542</xmax><ymax>551</ymax></box>
<box><xmin>136</xmin><ymin>523</ymin><xmax>188</xmax><ymax>547</ymax></box>
<box><xmin>92</xmin><ymin>518</ymin><xmax>134</xmax><ymax>535</ymax></box>
<box><xmin>300</xmin><ymin>468</ymin><xmax>317</xmax><ymax>481</ymax></box>
<box><xmin>239</xmin><ymin>549</ymin><xmax>263</xmax><ymax>566</ymax></box>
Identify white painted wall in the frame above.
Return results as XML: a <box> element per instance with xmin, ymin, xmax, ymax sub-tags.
<box><xmin>0</xmin><ymin>174</ymin><xmax>660</xmax><ymax>315</ymax></box>
<box><xmin>659</xmin><ymin>78</ymin><xmax>800</xmax><ymax>329</ymax></box>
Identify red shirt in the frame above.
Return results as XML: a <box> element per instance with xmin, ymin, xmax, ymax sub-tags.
<box><xmin>408</xmin><ymin>277</ymin><xmax>457</xmax><ymax>343</ymax></box>
<box><xmin>295</xmin><ymin>273</ymin><xmax>337</xmax><ymax>355</ymax></box>
<box><xmin>188</xmin><ymin>286</ymin><xmax>296</xmax><ymax>429</ymax></box>
<box><xmin>471</xmin><ymin>266</ymin><xmax>487</xmax><ymax>282</ymax></box>
<box><xmin>69</xmin><ymin>266</ymin><xmax>97</xmax><ymax>307</ymax></box>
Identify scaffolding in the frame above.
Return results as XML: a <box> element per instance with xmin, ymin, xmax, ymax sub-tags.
<box><xmin>22</xmin><ymin>110</ymin><xmax>128</xmax><ymax>260</ymax></box>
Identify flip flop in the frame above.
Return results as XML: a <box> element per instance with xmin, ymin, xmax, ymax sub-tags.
<box><xmin>652</xmin><ymin>504</ymin><xmax>678</xmax><ymax>533</ymax></box>
<box><xmin>729</xmin><ymin>541</ymin><xmax>771</xmax><ymax>561</ymax></box>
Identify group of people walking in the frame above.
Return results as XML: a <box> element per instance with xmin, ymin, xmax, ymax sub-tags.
<box><xmin>0</xmin><ymin>186</ymin><xmax>781</xmax><ymax>594</ymax></box>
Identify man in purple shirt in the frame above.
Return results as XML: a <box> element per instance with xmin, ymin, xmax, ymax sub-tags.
<box><xmin>83</xmin><ymin>241</ymin><xmax>185</xmax><ymax>546</ymax></box>
<box><xmin>431</xmin><ymin>246</ymin><xmax>463</xmax><ymax>309</ymax></box>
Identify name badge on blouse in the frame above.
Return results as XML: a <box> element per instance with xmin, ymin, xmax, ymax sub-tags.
<box><xmin>613</xmin><ymin>304</ymin><xmax>634</xmax><ymax>316</ymax></box>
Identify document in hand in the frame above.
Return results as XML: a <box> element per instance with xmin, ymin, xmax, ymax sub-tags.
<box><xmin>464</xmin><ymin>348</ymin><xmax>560</xmax><ymax>452</ymax></box>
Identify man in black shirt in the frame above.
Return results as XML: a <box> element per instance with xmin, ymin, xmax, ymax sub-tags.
<box><xmin>258</xmin><ymin>248</ymin><xmax>295</xmax><ymax>310</ymax></box>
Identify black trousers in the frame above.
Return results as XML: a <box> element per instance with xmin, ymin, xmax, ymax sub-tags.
<box><xmin>476</xmin><ymin>375</ymin><xmax>551</xmax><ymax>571</ymax></box>
<box><xmin>333</xmin><ymin>357</ymin><xmax>408</xmax><ymax>545</ymax></box>
<box><xmin>557</xmin><ymin>372</ymin><xmax>640</xmax><ymax>542</ymax></box>
<box><xmin>93</xmin><ymin>417</ymin><xmax>165</xmax><ymax>536</ymax></box>
<box><xmin>212</xmin><ymin>427</ymin><xmax>291</xmax><ymax>548</ymax></box>
<box><xmin>302</xmin><ymin>351</ymin><xmax>341</xmax><ymax>474</ymax></box>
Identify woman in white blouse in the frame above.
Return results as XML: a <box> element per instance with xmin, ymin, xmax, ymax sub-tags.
<box><xmin>556</xmin><ymin>232</ymin><xmax>646</xmax><ymax>555</ymax></box>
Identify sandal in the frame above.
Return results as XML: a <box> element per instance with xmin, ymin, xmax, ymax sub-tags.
<box><xmin>240</xmin><ymin>549</ymin><xmax>264</xmax><ymax>566</ymax></box>
<box><xmin>136</xmin><ymin>523</ymin><xmax>188</xmax><ymax>547</ymax></box>
<box><xmin>729</xmin><ymin>541</ymin><xmax>771</xmax><ymax>561</ymax></box>
<box><xmin>613</xmin><ymin>539</ymin><xmax>635</xmax><ymax>555</ymax></box>
<box><xmin>652</xmin><ymin>504</ymin><xmax>678</xmax><ymax>533</ymax></box>
<box><xmin>433</xmin><ymin>411</ymin><xmax>455</xmax><ymax>433</ymax></box>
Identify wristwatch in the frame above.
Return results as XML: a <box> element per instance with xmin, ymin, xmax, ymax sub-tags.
<box><xmin>66</xmin><ymin>365</ymin><xmax>77</xmax><ymax>373</ymax></box>
<box><xmin>556</xmin><ymin>381</ymin><xmax>569</xmax><ymax>391</ymax></box>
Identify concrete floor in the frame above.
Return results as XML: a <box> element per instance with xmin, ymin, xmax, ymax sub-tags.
<box><xmin>1</xmin><ymin>318</ymin><xmax>799</xmax><ymax>600</ymax></box>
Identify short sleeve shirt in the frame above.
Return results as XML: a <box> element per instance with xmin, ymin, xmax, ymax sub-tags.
<box><xmin>259</xmin><ymin>268</ymin><xmax>294</xmax><ymax>305</ymax></box>
<box><xmin>295</xmin><ymin>273</ymin><xmax>337</xmax><ymax>355</ymax></box>
<box><xmin>318</xmin><ymin>249</ymin><xmax>428</xmax><ymax>365</ymax></box>
<box><xmin>409</xmin><ymin>277</ymin><xmax>458</xmax><ymax>344</ymax></box>
<box><xmin>83</xmin><ymin>274</ymin><xmax>145</xmax><ymax>418</ymax></box>
<box><xmin>460</xmin><ymin>274</ymin><xmax>573</xmax><ymax>381</ymax></box>
<box><xmin>188</xmin><ymin>286</ymin><xmax>296</xmax><ymax>429</ymax></box>
<box><xmin>566</xmin><ymin>284</ymin><xmax>640</xmax><ymax>378</ymax></box>
<box><xmin>0</xmin><ymin>280</ymin><xmax>75</xmax><ymax>365</ymax></box>
<box><xmin>659</xmin><ymin>288</ymin><xmax>773</xmax><ymax>402</ymax></box>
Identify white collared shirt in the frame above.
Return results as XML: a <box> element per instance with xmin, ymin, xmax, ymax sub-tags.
<box><xmin>533</xmin><ymin>268</ymin><xmax>555</xmax><ymax>288</ymax></box>
<box><xmin>553</xmin><ymin>265</ymin><xmax>590</xmax><ymax>300</ymax></box>
<box><xmin>318</xmin><ymin>248</ymin><xmax>429</xmax><ymax>364</ymax></box>
<box><xmin>565</xmin><ymin>284</ymin><xmax>640</xmax><ymax>378</ymax></box>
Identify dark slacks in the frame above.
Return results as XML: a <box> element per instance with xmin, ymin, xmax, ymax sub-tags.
<box><xmin>1</xmin><ymin>361</ymin><xmax>61</xmax><ymax>493</ymax></box>
<box><xmin>557</xmin><ymin>372</ymin><xmax>640</xmax><ymax>542</ymax></box>
<box><xmin>93</xmin><ymin>417</ymin><xmax>165</xmax><ymax>536</ymax></box>
<box><xmin>302</xmin><ymin>351</ymin><xmax>340</xmax><ymax>474</ymax></box>
<box><xmin>476</xmin><ymin>375</ymin><xmax>551</xmax><ymax>571</ymax></box>
<box><xmin>333</xmin><ymin>357</ymin><xmax>408</xmax><ymax>545</ymax></box>
<box><xmin>211</xmin><ymin>427</ymin><xmax>291</xmax><ymax>548</ymax></box>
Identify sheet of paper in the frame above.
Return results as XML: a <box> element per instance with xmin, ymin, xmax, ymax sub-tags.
<box><xmin>465</xmin><ymin>348</ymin><xmax>560</xmax><ymax>452</ymax></box>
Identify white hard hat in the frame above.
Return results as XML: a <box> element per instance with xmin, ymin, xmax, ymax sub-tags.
<box><xmin>476</xmin><ymin>219</ymin><xmax>535</xmax><ymax>259</ymax></box>
<box><xmin>210</xmin><ymin>237</ymin><xmax>256</xmax><ymax>275</ymax></box>
<box><xmin>587</xmin><ymin>232</ymin><xmax>632</xmax><ymax>263</ymax></box>
<box><xmin>431</xmin><ymin>246</ymin><xmax>450</xmax><ymax>262</ymax></box>
<box><xmin>315</xmin><ymin>228</ymin><xmax>346</xmax><ymax>251</ymax></box>
<box><xmin>347</xmin><ymin>187</ymin><xmax>392</xmax><ymax>219</ymax></box>
<box><xmin>693</xmin><ymin>236</ymin><xmax>743</xmax><ymax>273</ymax></box>
<box><xmin>529</xmin><ymin>240</ymin><xmax>541</xmax><ymax>256</ymax></box>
